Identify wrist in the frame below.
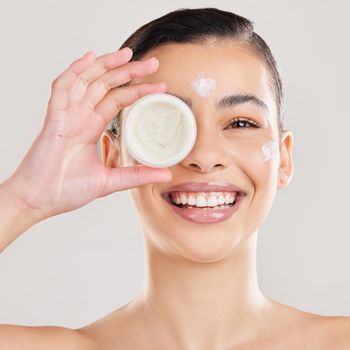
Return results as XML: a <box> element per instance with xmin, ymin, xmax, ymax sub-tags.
<box><xmin>1</xmin><ymin>177</ymin><xmax>45</xmax><ymax>221</ymax></box>
<box><xmin>0</xmin><ymin>178</ymin><xmax>43</xmax><ymax>252</ymax></box>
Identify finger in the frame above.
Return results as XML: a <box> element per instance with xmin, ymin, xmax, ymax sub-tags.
<box><xmin>92</xmin><ymin>82</ymin><xmax>167</xmax><ymax>138</ymax></box>
<box><xmin>101</xmin><ymin>165</ymin><xmax>172</xmax><ymax>196</ymax></box>
<box><xmin>83</xmin><ymin>57</ymin><xmax>160</xmax><ymax>108</ymax></box>
<box><xmin>47</xmin><ymin>51</ymin><xmax>96</xmax><ymax>115</ymax></box>
<box><xmin>69</xmin><ymin>47</ymin><xmax>133</xmax><ymax>102</ymax></box>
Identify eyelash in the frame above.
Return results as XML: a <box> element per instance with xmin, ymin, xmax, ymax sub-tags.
<box><xmin>225</xmin><ymin>117</ymin><xmax>261</xmax><ymax>129</ymax></box>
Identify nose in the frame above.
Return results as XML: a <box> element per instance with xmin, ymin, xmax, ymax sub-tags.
<box><xmin>180</xmin><ymin>125</ymin><xmax>231</xmax><ymax>173</ymax></box>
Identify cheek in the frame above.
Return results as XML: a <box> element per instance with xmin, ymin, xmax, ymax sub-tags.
<box><xmin>225</xmin><ymin>132</ymin><xmax>279</xmax><ymax>186</ymax></box>
<box><xmin>224</xmin><ymin>133</ymin><xmax>279</xmax><ymax>233</ymax></box>
<box><xmin>128</xmin><ymin>186</ymin><xmax>151</xmax><ymax>224</ymax></box>
<box><xmin>129</xmin><ymin>185</ymin><xmax>172</xmax><ymax>245</ymax></box>
<box><xmin>261</xmin><ymin>139</ymin><xmax>279</xmax><ymax>163</ymax></box>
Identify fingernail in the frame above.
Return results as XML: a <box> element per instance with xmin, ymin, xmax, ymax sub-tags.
<box><xmin>150</xmin><ymin>57</ymin><xmax>159</xmax><ymax>67</ymax></box>
<box><xmin>123</xmin><ymin>47</ymin><xmax>133</xmax><ymax>55</ymax></box>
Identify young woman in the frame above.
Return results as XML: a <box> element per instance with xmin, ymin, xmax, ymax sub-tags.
<box><xmin>0</xmin><ymin>7</ymin><xmax>349</xmax><ymax>350</ymax></box>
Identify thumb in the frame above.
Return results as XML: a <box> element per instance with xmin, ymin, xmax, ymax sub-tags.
<box><xmin>101</xmin><ymin>164</ymin><xmax>172</xmax><ymax>196</ymax></box>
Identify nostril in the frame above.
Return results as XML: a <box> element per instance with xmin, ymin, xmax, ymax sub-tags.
<box><xmin>187</xmin><ymin>163</ymin><xmax>224</xmax><ymax>172</ymax></box>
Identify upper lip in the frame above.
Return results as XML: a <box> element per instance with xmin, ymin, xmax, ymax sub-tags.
<box><xmin>162</xmin><ymin>181</ymin><xmax>247</xmax><ymax>197</ymax></box>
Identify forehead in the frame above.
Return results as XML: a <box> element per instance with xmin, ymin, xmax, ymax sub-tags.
<box><xmin>133</xmin><ymin>41</ymin><xmax>277</xmax><ymax>122</ymax></box>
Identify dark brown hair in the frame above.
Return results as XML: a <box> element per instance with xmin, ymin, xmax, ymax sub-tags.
<box><xmin>108</xmin><ymin>7</ymin><xmax>284</xmax><ymax>142</ymax></box>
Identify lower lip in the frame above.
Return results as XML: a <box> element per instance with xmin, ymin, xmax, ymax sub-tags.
<box><xmin>162</xmin><ymin>193</ymin><xmax>245</xmax><ymax>224</ymax></box>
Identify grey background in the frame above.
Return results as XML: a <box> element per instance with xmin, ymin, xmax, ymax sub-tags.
<box><xmin>0</xmin><ymin>0</ymin><xmax>349</xmax><ymax>328</ymax></box>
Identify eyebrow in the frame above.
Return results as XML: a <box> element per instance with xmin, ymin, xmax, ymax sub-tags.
<box><xmin>169</xmin><ymin>92</ymin><xmax>269</xmax><ymax>114</ymax></box>
<box><xmin>216</xmin><ymin>93</ymin><xmax>269</xmax><ymax>114</ymax></box>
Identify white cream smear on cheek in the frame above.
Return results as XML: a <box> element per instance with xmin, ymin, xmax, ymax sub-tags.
<box><xmin>261</xmin><ymin>140</ymin><xmax>278</xmax><ymax>162</ymax></box>
<box><xmin>191</xmin><ymin>75</ymin><xmax>216</xmax><ymax>97</ymax></box>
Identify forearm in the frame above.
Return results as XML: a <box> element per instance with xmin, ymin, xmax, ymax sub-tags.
<box><xmin>0</xmin><ymin>179</ymin><xmax>42</xmax><ymax>253</ymax></box>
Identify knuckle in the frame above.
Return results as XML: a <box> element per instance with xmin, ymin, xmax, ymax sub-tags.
<box><xmin>101</xmin><ymin>78</ymin><xmax>110</xmax><ymax>93</ymax></box>
<box><xmin>134</xmin><ymin>164</ymin><xmax>141</xmax><ymax>183</ymax></box>
<box><xmin>127</xmin><ymin>62</ymin><xmax>143</xmax><ymax>79</ymax></box>
<box><xmin>113</xmin><ymin>96</ymin><xmax>124</xmax><ymax>112</ymax></box>
<box><xmin>128</xmin><ymin>69</ymin><xmax>138</xmax><ymax>80</ymax></box>
<box><xmin>135</xmin><ymin>86</ymin><xmax>144</xmax><ymax>99</ymax></box>
<box><xmin>102</xmin><ymin>55</ymin><xmax>115</xmax><ymax>70</ymax></box>
<box><xmin>78</xmin><ymin>74</ymin><xmax>90</xmax><ymax>88</ymax></box>
<box><xmin>82</xmin><ymin>97</ymin><xmax>95</xmax><ymax>111</ymax></box>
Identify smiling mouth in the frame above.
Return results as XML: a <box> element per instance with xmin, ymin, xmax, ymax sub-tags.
<box><xmin>160</xmin><ymin>190</ymin><xmax>246</xmax><ymax>224</ymax></box>
<box><xmin>163</xmin><ymin>192</ymin><xmax>240</xmax><ymax>210</ymax></box>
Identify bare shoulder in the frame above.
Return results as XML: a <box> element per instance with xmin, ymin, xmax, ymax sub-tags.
<box><xmin>76</xmin><ymin>300</ymin><xmax>350</xmax><ymax>350</ymax></box>
<box><xmin>0</xmin><ymin>303</ymin><xmax>137</xmax><ymax>350</ymax></box>
<box><xmin>309</xmin><ymin>314</ymin><xmax>350</xmax><ymax>349</ymax></box>
<box><xmin>0</xmin><ymin>323</ymin><xmax>95</xmax><ymax>350</ymax></box>
<box><xmin>76</xmin><ymin>302</ymin><xmax>141</xmax><ymax>348</ymax></box>
<box><xmin>280</xmin><ymin>303</ymin><xmax>350</xmax><ymax>349</ymax></box>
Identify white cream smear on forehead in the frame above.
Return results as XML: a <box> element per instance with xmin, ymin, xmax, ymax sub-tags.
<box><xmin>191</xmin><ymin>75</ymin><xmax>216</xmax><ymax>97</ymax></box>
<box><xmin>262</xmin><ymin>140</ymin><xmax>278</xmax><ymax>162</ymax></box>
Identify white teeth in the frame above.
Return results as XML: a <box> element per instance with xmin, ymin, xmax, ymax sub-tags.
<box><xmin>217</xmin><ymin>194</ymin><xmax>225</xmax><ymax>205</ymax></box>
<box><xmin>226</xmin><ymin>193</ymin><xmax>236</xmax><ymax>204</ymax></box>
<box><xmin>195</xmin><ymin>195</ymin><xmax>206</xmax><ymax>207</ymax></box>
<box><xmin>207</xmin><ymin>196</ymin><xmax>218</xmax><ymax>207</ymax></box>
<box><xmin>170</xmin><ymin>191</ymin><xmax>238</xmax><ymax>207</ymax></box>
<box><xmin>180</xmin><ymin>193</ymin><xmax>188</xmax><ymax>205</ymax></box>
<box><xmin>188</xmin><ymin>195</ymin><xmax>196</xmax><ymax>206</ymax></box>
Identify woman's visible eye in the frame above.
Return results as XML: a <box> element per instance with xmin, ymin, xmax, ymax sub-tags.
<box><xmin>225</xmin><ymin>117</ymin><xmax>261</xmax><ymax>129</ymax></box>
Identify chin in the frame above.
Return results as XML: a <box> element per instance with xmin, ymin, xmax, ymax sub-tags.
<box><xmin>150</xmin><ymin>223</ymin><xmax>251</xmax><ymax>264</ymax></box>
<box><xmin>131</xmin><ymin>190</ymin><xmax>260</xmax><ymax>263</ymax></box>
<box><xmin>181</xmin><ymin>247</ymin><xmax>235</xmax><ymax>263</ymax></box>
<box><xmin>190</xmin><ymin>237</ymin><xmax>249</xmax><ymax>263</ymax></box>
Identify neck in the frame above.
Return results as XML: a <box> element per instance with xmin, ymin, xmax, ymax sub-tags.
<box><xmin>132</xmin><ymin>230</ymin><xmax>273</xmax><ymax>349</ymax></box>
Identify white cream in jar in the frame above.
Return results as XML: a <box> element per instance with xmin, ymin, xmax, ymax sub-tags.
<box><xmin>122</xmin><ymin>93</ymin><xmax>197</xmax><ymax>168</ymax></box>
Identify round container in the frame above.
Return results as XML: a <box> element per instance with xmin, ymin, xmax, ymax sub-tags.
<box><xmin>122</xmin><ymin>93</ymin><xmax>197</xmax><ymax>168</ymax></box>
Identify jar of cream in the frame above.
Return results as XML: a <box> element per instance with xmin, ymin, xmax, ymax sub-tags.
<box><xmin>122</xmin><ymin>93</ymin><xmax>197</xmax><ymax>168</ymax></box>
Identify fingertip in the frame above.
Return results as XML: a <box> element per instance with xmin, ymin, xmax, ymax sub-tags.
<box><xmin>121</xmin><ymin>47</ymin><xmax>133</xmax><ymax>60</ymax></box>
<box><xmin>151</xmin><ymin>57</ymin><xmax>159</xmax><ymax>68</ymax></box>
<box><xmin>81</xmin><ymin>50</ymin><xmax>95</xmax><ymax>60</ymax></box>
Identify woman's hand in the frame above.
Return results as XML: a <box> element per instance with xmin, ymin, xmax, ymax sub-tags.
<box><xmin>5</xmin><ymin>48</ymin><xmax>171</xmax><ymax>221</ymax></box>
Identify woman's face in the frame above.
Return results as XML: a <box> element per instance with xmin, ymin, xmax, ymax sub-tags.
<box><xmin>109</xmin><ymin>41</ymin><xmax>293</xmax><ymax>262</ymax></box>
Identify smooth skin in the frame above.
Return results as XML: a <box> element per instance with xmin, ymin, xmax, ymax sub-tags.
<box><xmin>0</xmin><ymin>43</ymin><xmax>349</xmax><ymax>349</ymax></box>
